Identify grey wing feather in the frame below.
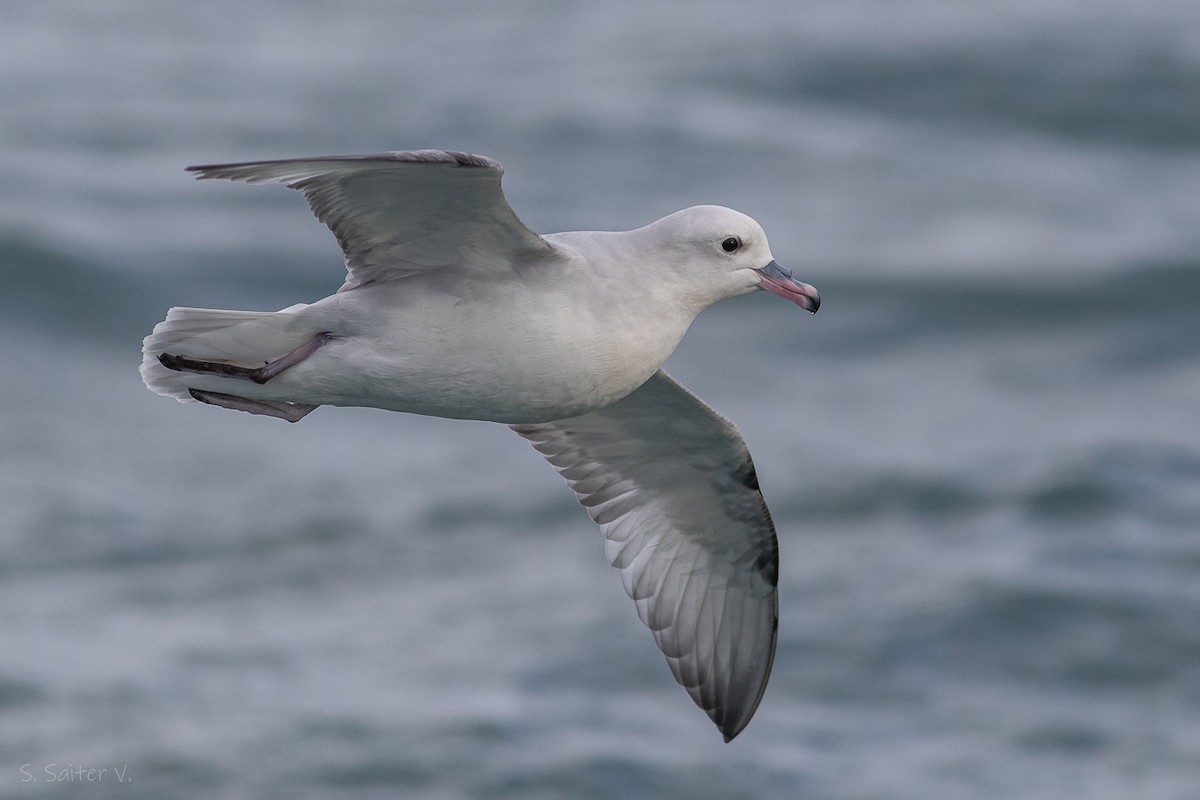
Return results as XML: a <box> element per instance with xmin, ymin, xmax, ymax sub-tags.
<box><xmin>512</xmin><ymin>370</ymin><xmax>779</xmax><ymax>741</ymax></box>
<box><xmin>186</xmin><ymin>150</ymin><xmax>556</xmax><ymax>290</ymax></box>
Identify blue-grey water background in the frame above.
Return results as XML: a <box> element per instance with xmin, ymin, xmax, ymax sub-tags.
<box><xmin>2</xmin><ymin>1</ymin><xmax>1199</xmax><ymax>797</ymax></box>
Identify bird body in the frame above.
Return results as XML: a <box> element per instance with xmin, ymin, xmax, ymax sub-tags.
<box><xmin>150</xmin><ymin>234</ymin><xmax>688</xmax><ymax>422</ymax></box>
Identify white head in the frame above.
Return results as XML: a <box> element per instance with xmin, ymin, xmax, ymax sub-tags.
<box><xmin>640</xmin><ymin>205</ymin><xmax>820</xmax><ymax>314</ymax></box>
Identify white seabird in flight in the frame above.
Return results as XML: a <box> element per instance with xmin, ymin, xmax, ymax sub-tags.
<box><xmin>141</xmin><ymin>150</ymin><xmax>820</xmax><ymax>741</ymax></box>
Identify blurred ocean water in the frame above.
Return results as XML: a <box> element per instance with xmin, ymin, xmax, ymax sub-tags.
<box><xmin>2</xmin><ymin>1</ymin><xmax>1199</xmax><ymax>798</ymax></box>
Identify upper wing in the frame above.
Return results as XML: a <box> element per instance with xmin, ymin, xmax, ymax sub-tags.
<box><xmin>187</xmin><ymin>150</ymin><xmax>558</xmax><ymax>291</ymax></box>
<box><xmin>511</xmin><ymin>370</ymin><xmax>779</xmax><ymax>741</ymax></box>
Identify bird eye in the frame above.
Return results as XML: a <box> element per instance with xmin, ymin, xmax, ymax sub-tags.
<box><xmin>721</xmin><ymin>236</ymin><xmax>741</xmax><ymax>253</ymax></box>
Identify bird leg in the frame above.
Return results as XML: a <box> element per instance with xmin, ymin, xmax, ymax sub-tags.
<box><xmin>158</xmin><ymin>332</ymin><xmax>334</xmax><ymax>384</ymax></box>
<box><xmin>188</xmin><ymin>389</ymin><xmax>318</xmax><ymax>423</ymax></box>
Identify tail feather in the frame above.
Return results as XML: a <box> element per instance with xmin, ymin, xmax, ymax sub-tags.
<box><xmin>140</xmin><ymin>305</ymin><xmax>309</xmax><ymax>403</ymax></box>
